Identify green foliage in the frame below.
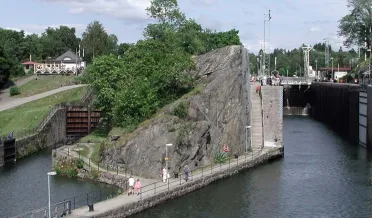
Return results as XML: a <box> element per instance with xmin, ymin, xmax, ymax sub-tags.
<box><xmin>172</xmin><ymin>101</ymin><xmax>188</xmax><ymax>118</ymax></box>
<box><xmin>9</xmin><ymin>86</ymin><xmax>20</xmax><ymax>96</ymax></box>
<box><xmin>0</xmin><ymin>45</ymin><xmax>17</xmax><ymax>88</ymax></box>
<box><xmin>86</xmin><ymin>0</ymin><xmax>241</xmax><ymax>130</ymax></box>
<box><xmin>213</xmin><ymin>152</ymin><xmax>228</xmax><ymax>164</ymax></box>
<box><xmin>53</xmin><ymin>157</ymin><xmax>79</xmax><ymax>178</ymax></box>
<box><xmin>76</xmin><ymin>158</ymin><xmax>84</xmax><ymax>169</ymax></box>
<box><xmin>89</xmin><ymin>168</ymin><xmax>100</xmax><ymax>179</ymax></box>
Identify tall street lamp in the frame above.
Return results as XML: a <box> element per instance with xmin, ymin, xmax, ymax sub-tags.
<box><xmin>245</xmin><ymin>126</ymin><xmax>252</xmax><ymax>153</ymax></box>
<box><xmin>47</xmin><ymin>171</ymin><xmax>56</xmax><ymax>218</ymax></box>
<box><xmin>315</xmin><ymin>60</ymin><xmax>318</xmax><ymax>80</ymax></box>
<box><xmin>165</xmin><ymin>144</ymin><xmax>173</xmax><ymax>170</ymax></box>
<box><xmin>331</xmin><ymin>57</ymin><xmax>334</xmax><ymax>80</ymax></box>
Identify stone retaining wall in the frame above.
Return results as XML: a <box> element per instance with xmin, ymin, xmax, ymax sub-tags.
<box><xmin>0</xmin><ymin>142</ymin><xmax>3</xmax><ymax>167</ymax></box>
<box><xmin>92</xmin><ymin>148</ymin><xmax>283</xmax><ymax>218</ymax></box>
<box><xmin>78</xmin><ymin>170</ymin><xmax>128</xmax><ymax>190</ymax></box>
<box><xmin>16</xmin><ymin>108</ymin><xmax>66</xmax><ymax>159</ymax></box>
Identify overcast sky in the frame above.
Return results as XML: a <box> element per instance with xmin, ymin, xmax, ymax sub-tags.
<box><xmin>0</xmin><ymin>0</ymin><xmax>350</xmax><ymax>53</ymax></box>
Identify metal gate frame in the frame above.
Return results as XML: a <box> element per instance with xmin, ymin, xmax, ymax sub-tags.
<box><xmin>359</xmin><ymin>91</ymin><xmax>367</xmax><ymax>147</ymax></box>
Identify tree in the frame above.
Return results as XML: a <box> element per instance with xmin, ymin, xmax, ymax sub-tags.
<box><xmin>0</xmin><ymin>45</ymin><xmax>20</xmax><ymax>88</ymax></box>
<box><xmin>81</xmin><ymin>21</ymin><xmax>118</xmax><ymax>62</ymax></box>
<box><xmin>339</xmin><ymin>0</ymin><xmax>372</xmax><ymax>48</ymax></box>
<box><xmin>146</xmin><ymin>0</ymin><xmax>185</xmax><ymax>25</ymax></box>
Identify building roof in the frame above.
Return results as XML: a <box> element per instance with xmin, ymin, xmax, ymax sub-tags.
<box><xmin>22</xmin><ymin>61</ymin><xmax>39</xmax><ymax>65</ymax></box>
<box><xmin>54</xmin><ymin>50</ymin><xmax>82</xmax><ymax>63</ymax></box>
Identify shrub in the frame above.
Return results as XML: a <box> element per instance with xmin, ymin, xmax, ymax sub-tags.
<box><xmin>89</xmin><ymin>168</ymin><xmax>100</xmax><ymax>179</ymax></box>
<box><xmin>213</xmin><ymin>152</ymin><xmax>228</xmax><ymax>164</ymax></box>
<box><xmin>53</xmin><ymin>157</ymin><xmax>79</xmax><ymax>178</ymax></box>
<box><xmin>9</xmin><ymin>86</ymin><xmax>20</xmax><ymax>96</ymax></box>
<box><xmin>172</xmin><ymin>101</ymin><xmax>188</xmax><ymax>118</ymax></box>
<box><xmin>76</xmin><ymin>158</ymin><xmax>84</xmax><ymax>169</ymax></box>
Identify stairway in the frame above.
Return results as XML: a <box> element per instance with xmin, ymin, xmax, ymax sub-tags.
<box><xmin>250</xmin><ymin>82</ymin><xmax>263</xmax><ymax>150</ymax></box>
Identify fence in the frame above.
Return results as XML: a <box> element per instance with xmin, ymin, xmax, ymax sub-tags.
<box><xmin>12</xmin><ymin>188</ymin><xmax>120</xmax><ymax>218</ymax></box>
<box><xmin>12</xmin><ymin>200</ymin><xmax>71</xmax><ymax>218</ymax></box>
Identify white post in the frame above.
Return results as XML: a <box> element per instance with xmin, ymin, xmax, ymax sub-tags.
<box><xmin>47</xmin><ymin>172</ymin><xmax>56</xmax><ymax>218</ymax></box>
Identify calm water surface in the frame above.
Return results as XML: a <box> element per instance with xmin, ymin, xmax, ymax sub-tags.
<box><xmin>0</xmin><ymin>148</ymin><xmax>118</xmax><ymax>218</ymax></box>
<box><xmin>131</xmin><ymin>116</ymin><xmax>372</xmax><ymax>218</ymax></box>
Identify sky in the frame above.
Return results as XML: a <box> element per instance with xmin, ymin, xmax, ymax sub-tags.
<box><xmin>0</xmin><ymin>0</ymin><xmax>350</xmax><ymax>53</ymax></box>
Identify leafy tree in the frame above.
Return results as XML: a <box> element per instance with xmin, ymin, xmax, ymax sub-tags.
<box><xmin>338</xmin><ymin>0</ymin><xmax>372</xmax><ymax>48</ymax></box>
<box><xmin>81</xmin><ymin>21</ymin><xmax>118</xmax><ymax>62</ymax></box>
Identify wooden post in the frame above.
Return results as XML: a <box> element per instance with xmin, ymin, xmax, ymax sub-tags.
<box><xmin>87</xmin><ymin>107</ymin><xmax>91</xmax><ymax>134</ymax></box>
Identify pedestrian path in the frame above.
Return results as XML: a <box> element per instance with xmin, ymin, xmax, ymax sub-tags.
<box><xmin>251</xmin><ymin>81</ymin><xmax>263</xmax><ymax>150</ymax></box>
<box><xmin>65</xmin><ymin>148</ymin><xmax>274</xmax><ymax>218</ymax></box>
<box><xmin>0</xmin><ymin>84</ymin><xmax>86</xmax><ymax>111</ymax></box>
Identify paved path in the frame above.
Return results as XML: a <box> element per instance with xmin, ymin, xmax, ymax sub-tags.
<box><xmin>64</xmin><ymin>148</ymin><xmax>273</xmax><ymax>218</ymax></box>
<box><xmin>0</xmin><ymin>84</ymin><xmax>86</xmax><ymax>112</ymax></box>
<box><xmin>0</xmin><ymin>75</ymin><xmax>37</xmax><ymax>102</ymax></box>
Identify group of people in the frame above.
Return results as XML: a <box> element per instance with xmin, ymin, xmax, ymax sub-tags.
<box><xmin>127</xmin><ymin>176</ymin><xmax>142</xmax><ymax>196</ymax></box>
<box><xmin>162</xmin><ymin>165</ymin><xmax>192</xmax><ymax>182</ymax></box>
<box><xmin>259</xmin><ymin>74</ymin><xmax>281</xmax><ymax>86</ymax></box>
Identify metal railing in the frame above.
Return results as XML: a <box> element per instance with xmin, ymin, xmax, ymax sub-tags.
<box><xmin>12</xmin><ymin>188</ymin><xmax>120</xmax><ymax>218</ymax></box>
<box><xmin>12</xmin><ymin>200</ymin><xmax>71</xmax><ymax>218</ymax></box>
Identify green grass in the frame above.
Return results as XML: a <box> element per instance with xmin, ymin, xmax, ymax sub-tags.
<box><xmin>0</xmin><ymin>87</ymin><xmax>85</xmax><ymax>136</ymax></box>
<box><xmin>15</xmin><ymin>75</ymin><xmax>76</xmax><ymax>97</ymax></box>
<box><xmin>90</xmin><ymin>143</ymin><xmax>101</xmax><ymax>164</ymax></box>
<box><xmin>75</xmin><ymin>144</ymin><xmax>90</xmax><ymax>158</ymax></box>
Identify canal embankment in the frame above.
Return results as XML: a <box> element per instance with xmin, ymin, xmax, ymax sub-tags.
<box><xmin>66</xmin><ymin>147</ymin><xmax>283</xmax><ymax>218</ymax></box>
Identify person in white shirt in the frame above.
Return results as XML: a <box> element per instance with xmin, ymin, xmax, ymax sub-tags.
<box><xmin>128</xmin><ymin>176</ymin><xmax>135</xmax><ymax>196</ymax></box>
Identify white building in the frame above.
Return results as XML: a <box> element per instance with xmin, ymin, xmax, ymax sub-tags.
<box><xmin>35</xmin><ymin>50</ymin><xmax>86</xmax><ymax>75</ymax></box>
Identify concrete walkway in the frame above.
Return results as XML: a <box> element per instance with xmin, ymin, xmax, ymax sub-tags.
<box><xmin>251</xmin><ymin>81</ymin><xmax>263</xmax><ymax>150</ymax></box>
<box><xmin>65</xmin><ymin>148</ymin><xmax>272</xmax><ymax>218</ymax></box>
<box><xmin>0</xmin><ymin>84</ymin><xmax>86</xmax><ymax>112</ymax></box>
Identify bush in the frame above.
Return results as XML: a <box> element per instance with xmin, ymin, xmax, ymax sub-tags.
<box><xmin>214</xmin><ymin>152</ymin><xmax>228</xmax><ymax>164</ymax></box>
<box><xmin>53</xmin><ymin>157</ymin><xmax>79</xmax><ymax>178</ymax></box>
<box><xmin>89</xmin><ymin>168</ymin><xmax>100</xmax><ymax>179</ymax></box>
<box><xmin>172</xmin><ymin>101</ymin><xmax>188</xmax><ymax>118</ymax></box>
<box><xmin>76</xmin><ymin>158</ymin><xmax>84</xmax><ymax>169</ymax></box>
<box><xmin>9</xmin><ymin>86</ymin><xmax>20</xmax><ymax>96</ymax></box>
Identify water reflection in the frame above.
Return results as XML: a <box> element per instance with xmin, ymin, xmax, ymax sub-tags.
<box><xmin>0</xmin><ymin>148</ymin><xmax>118</xmax><ymax>217</ymax></box>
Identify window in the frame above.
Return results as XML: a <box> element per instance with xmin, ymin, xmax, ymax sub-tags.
<box><xmin>25</xmin><ymin>65</ymin><xmax>29</xmax><ymax>69</ymax></box>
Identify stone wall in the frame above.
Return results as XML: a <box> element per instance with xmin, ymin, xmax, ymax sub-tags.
<box><xmin>261</xmin><ymin>86</ymin><xmax>283</xmax><ymax>147</ymax></box>
<box><xmin>89</xmin><ymin>148</ymin><xmax>283</xmax><ymax>218</ymax></box>
<box><xmin>310</xmin><ymin>82</ymin><xmax>360</xmax><ymax>145</ymax></box>
<box><xmin>16</xmin><ymin>108</ymin><xmax>66</xmax><ymax>159</ymax></box>
<box><xmin>0</xmin><ymin>142</ymin><xmax>3</xmax><ymax>167</ymax></box>
<box><xmin>78</xmin><ymin>170</ymin><xmax>128</xmax><ymax>190</ymax></box>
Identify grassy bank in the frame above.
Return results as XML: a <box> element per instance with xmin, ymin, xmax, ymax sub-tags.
<box><xmin>15</xmin><ymin>75</ymin><xmax>76</xmax><ymax>97</ymax></box>
<box><xmin>0</xmin><ymin>87</ymin><xmax>85</xmax><ymax>136</ymax></box>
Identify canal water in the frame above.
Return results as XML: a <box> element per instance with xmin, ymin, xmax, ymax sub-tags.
<box><xmin>131</xmin><ymin>116</ymin><xmax>372</xmax><ymax>218</ymax></box>
<box><xmin>0</xmin><ymin>148</ymin><xmax>118</xmax><ymax>218</ymax></box>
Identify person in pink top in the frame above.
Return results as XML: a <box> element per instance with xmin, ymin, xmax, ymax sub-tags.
<box><xmin>134</xmin><ymin>179</ymin><xmax>142</xmax><ymax>195</ymax></box>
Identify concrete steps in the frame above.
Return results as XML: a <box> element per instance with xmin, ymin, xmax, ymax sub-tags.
<box><xmin>250</xmin><ymin>82</ymin><xmax>263</xmax><ymax>150</ymax></box>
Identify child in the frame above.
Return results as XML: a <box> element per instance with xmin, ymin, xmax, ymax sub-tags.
<box><xmin>134</xmin><ymin>179</ymin><xmax>142</xmax><ymax>196</ymax></box>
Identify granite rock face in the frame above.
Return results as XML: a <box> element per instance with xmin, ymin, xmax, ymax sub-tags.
<box><xmin>102</xmin><ymin>45</ymin><xmax>251</xmax><ymax>179</ymax></box>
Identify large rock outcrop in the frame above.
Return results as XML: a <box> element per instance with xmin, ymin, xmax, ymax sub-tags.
<box><xmin>102</xmin><ymin>45</ymin><xmax>251</xmax><ymax>179</ymax></box>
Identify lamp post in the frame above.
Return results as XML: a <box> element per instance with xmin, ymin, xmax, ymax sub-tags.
<box><xmin>245</xmin><ymin>126</ymin><xmax>252</xmax><ymax>153</ymax></box>
<box><xmin>331</xmin><ymin>57</ymin><xmax>334</xmax><ymax>80</ymax></box>
<box><xmin>315</xmin><ymin>60</ymin><xmax>318</xmax><ymax>80</ymax></box>
<box><xmin>165</xmin><ymin>144</ymin><xmax>173</xmax><ymax>170</ymax></box>
<box><xmin>47</xmin><ymin>171</ymin><xmax>56</xmax><ymax>218</ymax></box>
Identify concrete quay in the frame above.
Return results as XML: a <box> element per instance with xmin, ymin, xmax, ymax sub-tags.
<box><xmin>66</xmin><ymin>147</ymin><xmax>283</xmax><ymax>218</ymax></box>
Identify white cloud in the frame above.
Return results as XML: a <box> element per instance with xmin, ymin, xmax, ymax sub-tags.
<box><xmin>5</xmin><ymin>24</ymin><xmax>86</xmax><ymax>36</ymax></box>
<box><xmin>310</xmin><ymin>27</ymin><xmax>321</xmax><ymax>32</ymax></box>
<box><xmin>42</xmin><ymin>0</ymin><xmax>151</xmax><ymax>22</ymax></box>
<box><xmin>4</xmin><ymin>27</ymin><xmax>32</xmax><ymax>35</ymax></box>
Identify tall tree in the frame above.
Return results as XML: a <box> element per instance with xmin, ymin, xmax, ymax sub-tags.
<box><xmin>81</xmin><ymin>21</ymin><xmax>118</xmax><ymax>62</ymax></box>
<box><xmin>339</xmin><ymin>0</ymin><xmax>372</xmax><ymax>48</ymax></box>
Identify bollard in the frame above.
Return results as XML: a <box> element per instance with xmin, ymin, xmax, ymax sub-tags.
<box><xmin>154</xmin><ymin>183</ymin><xmax>156</xmax><ymax>194</ymax></box>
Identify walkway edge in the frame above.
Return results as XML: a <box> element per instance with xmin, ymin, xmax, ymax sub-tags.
<box><xmin>68</xmin><ymin>147</ymin><xmax>283</xmax><ymax>218</ymax></box>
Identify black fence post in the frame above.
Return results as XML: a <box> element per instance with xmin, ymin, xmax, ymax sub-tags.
<box><xmin>237</xmin><ymin>156</ymin><xmax>238</xmax><ymax>166</ymax></box>
<box><xmin>179</xmin><ymin>174</ymin><xmax>181</xmax><ymax>185</ymax></box>
<box><xmin>98</xmin><ymin>162</ymin><xmax>99</xmax><ymax>171</ymax></box>
<box><xmin>68</xmin><ymin>147</ymin><xmax>69</xmax><ymax>156</ymax></box>
<box><xmin>168</xmin><ymin>179</ymin><xmax>170</xmax><ymax>191</ymax></box>
<box><xmin>210</xmin><ymin>165</ymin><xmax>212</xmax><ymax>174</ymax></box>
<box><xmin>73</xmin><ymin>197</ymin><xmax>76</xmax><ymax>210</ymax></box>
<box><xmin>99</xmin><ymin>189</ymin><xmax>102</xmax><ymax>201</ymax></box>
<box><xmin>220</xmin><ymin>163</ymin><xmax>221</xmax><ymax>171</ymax></box>
<box><xmin>116</xmin><ymin>165</ymin><xmax>118</xmax><ymax>175</ymax></box>
<box><xmin>106</xmin><ymin>164</ymin><xmax>108</xmax><ymax>173</ymax></box>
<box><xmin>202</xmin><ymin>167</ymin><xmax>203</xmax><ymax>177</ymax></box>
<box><xmin>86</xmin><ymin>193</ymin><xmax>89</xmax><ymax>205</ymax></box>
<box><xmin>229</xmin><ymin>158</ymin><xmax>230</xmax><ymax>170</ymax></box>
<box><xmin>154</xmin><ymin>183</ymin><xmax>156</xmax><ymax>194</ymax></box>
<box><xmin>89</xmin><ymin>158</ymin><xmax>90</xmax><ymax>168</ymax></box>
<box><xmin>79</xmin><ymin>150</ymin><xmax>80</xmax><ymax>159</ymax></box>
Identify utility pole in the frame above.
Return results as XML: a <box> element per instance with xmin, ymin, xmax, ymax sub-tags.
<box><xmin>263</xmin><ymin>10</ymin><xmax>272</xmax><ymax>77</ymax></box>
<box><xmin>315</xmin><ymin>60</ymin><xmax>318</xmax><ymax>80</ymax></box>
<box><xmin>324</xmin><ymin>38</ymin><xmax>330</xmax><ymax>68</ymax></box>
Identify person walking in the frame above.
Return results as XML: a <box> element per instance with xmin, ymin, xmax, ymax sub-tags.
<box><xmin>162</xmin><ymin>167</ymin><xmax>168</xmax><ymax>183</ymax></box>
<box><xmin>134</xmin><ymin>179</ymin><xmax>142</xmax><ymax>196</ymax></box>
<box><xmin>184</xmin><ymin>165</ymin><xmax>190</xmax><ymax>182</ymax></box>
<box><xmin>127</xmin><ymin>176</ymin><xmax>135</xmax><ymax>196</ymax></box>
